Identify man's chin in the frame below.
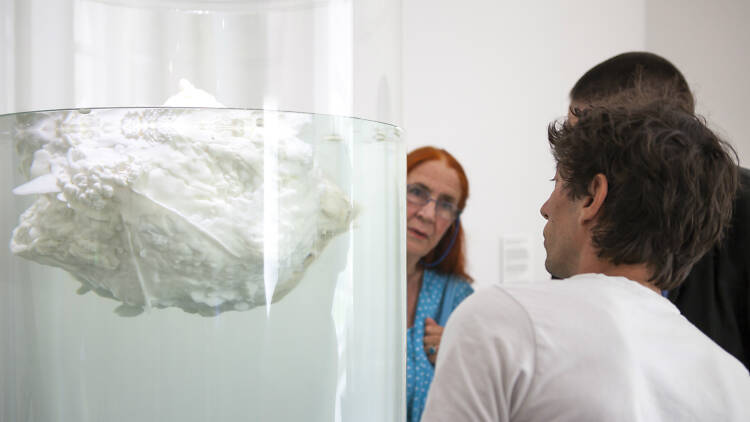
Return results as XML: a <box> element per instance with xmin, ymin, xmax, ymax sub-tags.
<box><xmin>545</xmin><ymin>261</ymin><xmax>565</xmax><ymax>280</ymax></box>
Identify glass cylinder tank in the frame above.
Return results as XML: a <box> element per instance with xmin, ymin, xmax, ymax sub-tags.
<box><xmin>0</xmin><ymin>1</ymin><xmax>405</xmax><ymax>421</ymax></box>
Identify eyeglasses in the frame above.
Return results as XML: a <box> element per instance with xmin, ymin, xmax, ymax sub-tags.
<box><xmin>407</xmin><ymin>184</ymin><xmax>461</xmax><ymax>220</ymax></box>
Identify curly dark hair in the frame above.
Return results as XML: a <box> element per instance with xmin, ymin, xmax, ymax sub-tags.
<box><xmin>548</xmin><ymin>101</ymin><xmax>738</xmax><ymax>290</ymax></box>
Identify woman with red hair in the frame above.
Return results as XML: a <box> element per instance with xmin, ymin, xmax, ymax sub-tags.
<box><xmin>406</xmin><ymin>146</ymin><xmax>473</xmax><ymax>422</ymax></box>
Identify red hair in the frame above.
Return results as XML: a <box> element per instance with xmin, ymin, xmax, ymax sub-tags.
<box><xmin>407</xmin><ymin>146</ymin><xmax>472</xmax><ymax>282</ymax></box>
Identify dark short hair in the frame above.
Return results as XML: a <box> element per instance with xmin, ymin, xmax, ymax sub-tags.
<box><xmin>548</xmin><ymin>102</ymin><xmax>738</xmax><ymax>290</ymax></box>
<box><xmin>570</xmin><ymin>52</ymin><xmax>695</xmax><ymax>113</ymax></box>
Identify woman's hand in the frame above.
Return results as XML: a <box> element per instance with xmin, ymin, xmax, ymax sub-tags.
<box><xmin>423</xmin><ymin>317</ymin><xmax>444</xmax><ymax>365</ymax></box>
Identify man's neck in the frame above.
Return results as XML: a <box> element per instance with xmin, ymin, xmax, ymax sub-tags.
<box><xmin>571</xmin><ymin>241</ymin><xmax>661</xmax><ymax>294</ymax></box>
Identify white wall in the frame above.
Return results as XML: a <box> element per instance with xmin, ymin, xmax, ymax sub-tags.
<box><xmin>403</xmin><ymin>1</ymin><xmax>646</xmax><ymax>288</ymax></box>
<box><xmin>645</xmin><ymin>0</ymin><xmax>750</xmax><ymax>166</ymax></box>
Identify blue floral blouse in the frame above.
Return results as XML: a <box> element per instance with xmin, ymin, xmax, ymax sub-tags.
<box><xmin>406</xmin><ymin>269</ymin><xmax>474</xmax><ymax>422</ymax></box>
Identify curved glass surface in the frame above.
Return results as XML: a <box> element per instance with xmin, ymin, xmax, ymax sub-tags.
<box><xmin>3</xmin><ymin>0</ymin><xmax>402</xmax><ymax>125</ymax></box>
<box><xmin>0</xmin><ymin>107</ymin><xmax>405</xmax><ymax>422</ymax></box>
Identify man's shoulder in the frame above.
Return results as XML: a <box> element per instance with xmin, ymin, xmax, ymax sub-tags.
<box><xmin>444</xmin><ymin>285</ymin><xmax>538</xmax><ymax>362</ymax></box>
<box><xmin>493</xmin><ymin>274</ymin><xmax>671</xmax><ymax>327</ymax></box>
<box><xmin>455</xmin><ymin>274</ymin><xmax>650</xmax><ymax>322</ymax></box>
<box><xmin>738</xmin><ymin>165</ymin><xmax>750</xmax><ymax>198</ymax></box>
<box><xmin>449</xmin><ymin>279</ymin><xmax>598</xmax><ymax>334</ymax></box>
<box><xmin>449</xmin><ymin>284</ymin><xmax>535</xmax><ymax>332</ymax></box>
<box><xmin>736</xmin><ymin>166</ymin><xmax>750</xmax><ymax>210</ymax></box>
<box><xmin>714</xmin><ymin>164</ymin><xmax>750</xmax><ymax>251</ymax></box>
<box><xmin>499</xmin><ymin>273</ymin><xmax>623</xmax><ymax>302</ymax></box>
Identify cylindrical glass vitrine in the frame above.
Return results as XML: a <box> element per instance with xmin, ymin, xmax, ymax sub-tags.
<box><xmin>0</xmin><ymin>1</ymin><xmax>405</xmax><ymax>421</ymax></box>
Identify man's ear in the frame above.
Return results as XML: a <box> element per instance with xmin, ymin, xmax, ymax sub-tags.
<box><xmin>579</xmin><ymin>173</ymin><xmax>608</xmax><ymax>224</ymax></box>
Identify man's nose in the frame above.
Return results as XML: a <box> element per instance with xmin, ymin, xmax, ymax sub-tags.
<box><xmin>540</xmin><ymin>200</ymin><xmax>550</xmax><ymax>220</ymax></box>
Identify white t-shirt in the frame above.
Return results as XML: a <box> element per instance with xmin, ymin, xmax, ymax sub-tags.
<box><xmin>421</xmin><ymin>273</ymin><xmax>750</xmax><ymax>422</ymax></box>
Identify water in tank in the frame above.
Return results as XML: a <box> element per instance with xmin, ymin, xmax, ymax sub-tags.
<box><xmin>0</xmin><ymin>1</ymin><xmax>405</xmax><ymax>421</ymax></box>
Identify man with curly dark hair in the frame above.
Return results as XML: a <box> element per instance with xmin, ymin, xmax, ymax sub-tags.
<box><xmin>568</xmin><ymin>52</ymin><xmax>750</xmax><ymax>371</ymax></box>
<box><xmin>421</xmin><ymin>101</ymin><xmax>750</xmax><ymax>421</ymax></box>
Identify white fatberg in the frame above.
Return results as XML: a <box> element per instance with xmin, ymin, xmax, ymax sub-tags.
<box><xmin>10</xmin><ymin>83</ymin><xmax>354</xmax><ymax>316</ymax></box>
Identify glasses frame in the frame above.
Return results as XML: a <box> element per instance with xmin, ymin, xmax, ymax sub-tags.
<box><xmin>406</xmin><ymin>183</ymin><xmax>462</xmax><ymax>220</ymax></box>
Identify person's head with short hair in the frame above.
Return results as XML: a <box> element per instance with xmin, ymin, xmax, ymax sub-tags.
<box><xmin>541</xmin><ymin>102</ymin><xmax>738</xmax><ymax>290</ymax></box>
<box><xmin>569</xmin><ymin>52</ymin><xmax>695</xmax><ymax>124</ymax></box>
<box><xmin>407</xmin><ymin>146</ymin><xmax>472</xmax><ymax>281</ymax></box>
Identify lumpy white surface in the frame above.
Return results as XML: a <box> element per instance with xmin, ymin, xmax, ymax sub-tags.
<box><xmin>9</xmin><ymin>100</ymin><xmax>354</xmax><ymax>316</ymax></box>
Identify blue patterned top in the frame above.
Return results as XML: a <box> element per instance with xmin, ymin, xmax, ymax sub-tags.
<box><xmin>406</xmin><ymin>269</ymin><xmax>474</xmax><ymax>422</ymax></box>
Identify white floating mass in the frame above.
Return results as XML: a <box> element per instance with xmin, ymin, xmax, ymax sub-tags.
<box><xmin>9</xmin><ymin>81</ymin><xmax>354</xmax><ymax>316</ymax></box>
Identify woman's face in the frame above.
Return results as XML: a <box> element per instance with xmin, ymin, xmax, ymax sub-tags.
<box><xmin>406</xmin><ymin>160</ymin><xmax>463</xmax><ymax>262</ymax></box>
